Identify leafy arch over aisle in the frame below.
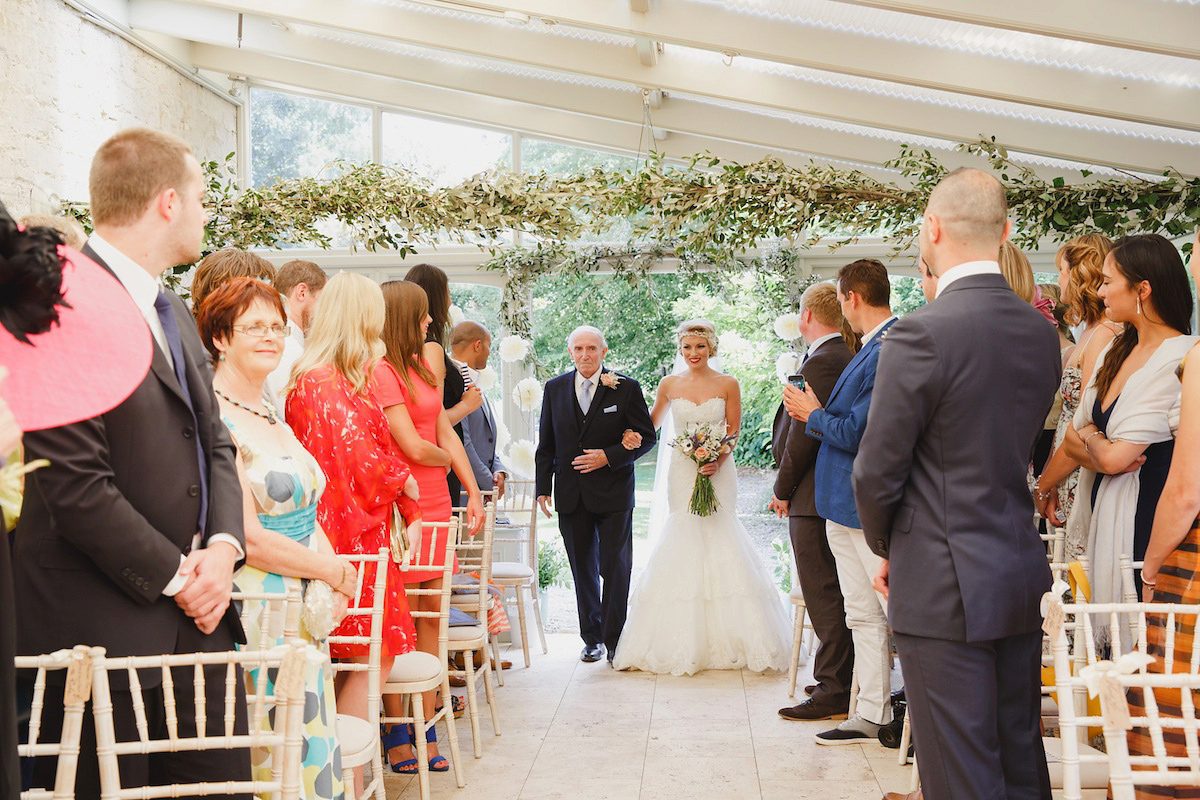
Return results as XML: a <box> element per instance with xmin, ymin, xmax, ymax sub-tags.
<box><xmin>64</xmin><ymin>137</ymin><xmax>1199</xmax><ymax>331</ymax></box>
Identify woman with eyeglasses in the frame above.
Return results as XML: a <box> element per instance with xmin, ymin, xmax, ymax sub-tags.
<box><xmin>196</xmin><ymin>277</ymin><xmax>358</xmax><ymax>800</ymax></box>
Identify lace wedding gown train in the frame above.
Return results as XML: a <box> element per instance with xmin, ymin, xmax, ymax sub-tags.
<box><xmin>612</xmin><ymin>397</ymin><xmax>792</xmax><ymax>676</ymax></box>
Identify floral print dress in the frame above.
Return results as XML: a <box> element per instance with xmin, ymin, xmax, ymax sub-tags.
<box><xmin>224</xmin><ymin>409</ymin><xmax>344</xmax><ymax>800</ymax></box>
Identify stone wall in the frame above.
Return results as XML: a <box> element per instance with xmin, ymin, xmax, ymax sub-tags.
<box><xmin>0</xmin><ymin>0</ymin><xmax>236</xmax><ymax>217</ymax></box>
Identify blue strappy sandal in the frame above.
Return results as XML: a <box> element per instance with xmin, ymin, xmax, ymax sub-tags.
<box><xmin>423</xmin><ymin>724</ymin><xmax>449</xmax><ymax>772</ymax></box>
<box><xmin>380</xmin><ymin>724</ymin><xmax>418</xmax><ymax>774</ymax></box>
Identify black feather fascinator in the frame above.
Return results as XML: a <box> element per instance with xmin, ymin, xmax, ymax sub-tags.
<box><xmin>0</xmin><ymin>200</ymin><xmax>70</xmax><ymax>344</ymax></box>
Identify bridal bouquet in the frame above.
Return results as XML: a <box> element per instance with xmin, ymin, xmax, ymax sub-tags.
<box><xmin>670</xmin><ymin>422</ymin><xmax>737</xmax><ymax>517</ymax></box>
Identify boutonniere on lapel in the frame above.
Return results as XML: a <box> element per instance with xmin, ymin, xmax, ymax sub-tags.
<box><xmin>599</xmin><ymin>371</ymin><xmax>622</xmax><ymax>389</ymax></box>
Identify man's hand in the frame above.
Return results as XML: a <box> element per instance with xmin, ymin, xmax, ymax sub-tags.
<box><xmin>872</xmin><ymin>559</ymin><xmax>890</xmax><ymax>599</ymax></box>
<box><xmin>175</xmin><ymin>541</ymin><xmax>239</xmax><ymax>634</ymax></box>
<box><xmin>783</xmin><ymin>383</ymin><xmax>822</xmax><ymax>423</ymax></box>
<box><xmin>493</xmin><ymin>471</ymin><xmax>507</xmax><ymax>501</ymax></box>
<box><xmin>572</xmin><ymin>449</ymin><xmax>609</xmax><ymax>473</ymax></box>
<box><xmin>537</xmin><ymin>495</ymin><xmax>553</xmax><ymax>518</ymax></box>
<box><xmin>768</xmin><ymin>495</ymin><xmax>789</xmax><ymax>518</ymax></box>
<box><xmin>621</xmin><ymin>429</ymin><xmax>643</xmax><ymax>450</ymax></box>
<box><xmin>461</xmin><ymin>385</ymin><xmax>483</xmax><ymax>414</ymax></box>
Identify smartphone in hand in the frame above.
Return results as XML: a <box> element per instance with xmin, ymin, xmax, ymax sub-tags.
<box><xmin>787</xmin><ymin>374</ymin><xmax>806</xmax><ymax>391</ymax></box>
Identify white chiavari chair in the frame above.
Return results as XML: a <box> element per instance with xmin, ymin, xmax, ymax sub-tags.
<box><xmin>381</xmin><ymin>520</ymin><xmax>466</xmax><ymax>798</ymax></box>
<box><xmin>491</xmin><ymin>479</ymin><xmax>547</xmax><ymax>670</ymax></box>
<box><xmin>16</xmin><ymin>645</ymin><xmax>92</xmax><ymax>800</ymax></box>
<box><xmin>89</xmin><ymin>640</ymin><xmax>313</xmax><ymax>800</ymax></box>
<box><xmin>328</xmin><ymin>549</ymin><xmax>389</xmax><ymax>800</ymax></box>
<box><xmin>231</xmin><ymin>588</ymin><xmax>302</xmax><ymax>647</ymax></box>
<box><xmin>1094</xmin><ymin>670</ymin><xmax>1200</xmax><ymax>799</ymax></box>
<box><xmin>785</xmin><ymin>587</ymin><xmax>816</xmax><ymax>699</ymax></box>
<box><xmin>448</xmin><ymin>497</ymin><xmax>501</xmax><ymax>756</ymax></box>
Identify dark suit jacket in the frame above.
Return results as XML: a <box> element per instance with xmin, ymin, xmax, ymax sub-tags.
<box><xmin>772</xmin><ymin>337</ymin><xmax>855</xmax><ymax>517</ymax></box>
<box><xmin>535</xmin><ymin>369</ymin><xmax>656</xmax><ymax>515</ymax></box>
<box><xmin>14</xmin><ymin>245</ymin><xmax>245</xmax><ymax>672</ymax></box>
<box><xmin>852</xmin><ymin>273</ymin><xmax>1061</xmax><ymax>643</ymax></box>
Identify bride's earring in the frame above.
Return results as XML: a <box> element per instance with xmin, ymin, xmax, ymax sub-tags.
<box><xmin>1137</xmin><ymin>295</ymin><xmax>1143</xmax><ymax>316</ymax></box>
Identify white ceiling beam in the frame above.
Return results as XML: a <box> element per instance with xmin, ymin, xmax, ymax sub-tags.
<box><xmin>155</xmin><ymin>7</ymin><xmax>1114</xmax><ymax>179</ymax></box>
<box><xmin>147</xmin><ymin>0</ymin><xmax>1200</xmax><ymax>175</ymax></box>
<box><xmin>188</xmin><ymin>44</ymin><xmax>904</xmax><ymax>180</ymax></box>
<box><xmin>827</xmin><ymin>0</ymin><xmax>1200</xmax><ymax>61</ymax></box>
<box><xmin>402</xmin><ymin>0</ymin><xmax>1200</xmax><ymax>131</ymax></box>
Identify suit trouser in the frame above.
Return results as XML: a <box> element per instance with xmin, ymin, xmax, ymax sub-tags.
<box><xmin>29</xmin><ymin>620</ymin><xmax>251</xmax><ymax>800</ymax></box>
<box><xmin>825</xmin><ymin>520</ymin><xmax>892</xmax><ymax>724</ymax></box>
<box><xmin>790</xmin><ymin>515</ymin><xmax>854</xmax><ymax>706</ymax></box>
<box><xmin>894</xmin><ymin>629</ymin><xmax>1051</xmax><ymax>800</ymax></box>
<box><xmin>559</xmin><ymin>507</ymin><xmax>633</xmax><ymax>652</ymax></box>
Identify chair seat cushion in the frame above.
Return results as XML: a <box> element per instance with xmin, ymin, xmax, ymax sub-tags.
<box><xmin>448</xmin><ymin>623</ymin><xmax>486</xmax><ymax>643</ymax></box>
<box><xmin>336</xmin><ymin>714</ymin><xmax>376</xmax><ymax>764</ymax></box>
<box><xmin>492</xmin><ymin>561</ymin><xmax>534</xmax><ymax>580</ymax></box>
<box><xmin>790</xmin><ymin>586</ymin><xmax>805</xmax><ymax>602</ymax></box>
<box><xmin>387</xmin><ymin>650</ymin><xmax>443</xmax><ymax>683</ymax></box>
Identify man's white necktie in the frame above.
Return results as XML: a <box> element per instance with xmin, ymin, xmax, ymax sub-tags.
<box><xmin>580</xmin><ymin>378</ymin><xmax>594</xmax><ymax>414</ymax></box>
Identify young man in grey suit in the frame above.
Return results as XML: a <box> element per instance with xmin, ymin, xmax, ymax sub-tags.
<box><xmin>450</xmin><ymin>321</ymin><xmax>508</xmax><ymax>501</ymax></box>
<box><xmin>771</xmin><ymin>282</ymin><xmax>855</xmax><ymax>721</ymax></box>
<box><xmin>15</xmin><ymin>129</ymin><xmax>250</xmax><ymax>800</ymax></box>
<box><xmin>853</xmin><ymin>168</ymin><xmax>1061</xmax><ymax>800</ymax></box>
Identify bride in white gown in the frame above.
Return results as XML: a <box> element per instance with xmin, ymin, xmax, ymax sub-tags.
<box><xmin>612</xmin><ymin>319</ymin><xmax>792</xmax><ymax>675</ymax></box>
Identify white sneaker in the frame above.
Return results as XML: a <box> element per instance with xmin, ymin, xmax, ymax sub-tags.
<box><xmin>815</xmin><ymin>714</ymin><xmax>885</xmax><ymax>746</ymax></box>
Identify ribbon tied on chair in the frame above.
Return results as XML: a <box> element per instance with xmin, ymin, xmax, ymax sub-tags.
<box><xmin>1079</xmin><ymin>653</ymin><xmax>1155</xmax><ymax>730</ymax></box>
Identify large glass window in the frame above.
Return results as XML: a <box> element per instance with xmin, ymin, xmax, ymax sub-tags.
<box><xmin>249</xmin><ymin>88</ymin><xmax>371</xmax><ymax>188</ymax></box>
<box><xmin>382</xmin><ymin>112</ymin><xmax>511</xmax><ymax>185</ymax></box>
<box><xmin>521</xmin><ymin>138</ymin><xmax>642</xmax><ymax>243</ymax></box>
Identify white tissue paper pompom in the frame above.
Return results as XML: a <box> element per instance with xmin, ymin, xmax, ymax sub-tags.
<box><xmin>513</xmin><ymin>377</ymin><xmax>542</xmax><ymax>412</ymax></box>
<box><xmin>494</xmin><ymin>416</ymin><xmax>511</xmax><ymax>453</ymax></box>
<box><xmin>775</xmin><ymin>351</ymin><xmax>803</xmax><ymax>384</ymax></box>
<box><xmin>773</xmin><ymin>313</ymin><xmax>801</xmax><ymax>342</ymax></box>
<box><xmin>475</xmin><ymin>366</ymin><xmax>498</xmax><ymax>391</ymax></box>
<box><xmin>448</xmin><ymin>304</ymin><xmax>466</xmax><ymax>327</ymax></box>
<box><xmin>508</xmin><ymin>439</ymin><xmax>536</xmax><ymax>477</ymax></box>
<box><xmin>498</xmin><ymin>335</ymin><xmax>530</xmax><ymax>363</ymax></box>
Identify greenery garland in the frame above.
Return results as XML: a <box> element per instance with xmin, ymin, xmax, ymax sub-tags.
<box><xmin>62</xmin><ymin>138</ymin><xmax>1198</xmax><ymax>317</ymax></box>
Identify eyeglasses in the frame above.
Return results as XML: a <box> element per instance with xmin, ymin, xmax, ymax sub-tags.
<box><xmin>232</xmin><ymin>324</ymin><xmax>289</xmax><ymax>338</ymax></box>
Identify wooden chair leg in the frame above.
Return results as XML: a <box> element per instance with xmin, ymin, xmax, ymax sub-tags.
<box><xmin>489</xmin><ymin>632</ymin><xmax>505</xmax><ymax>687</ymax></box>
<box><xmin>482</xmin><ymin>664</ymin><xmax>500</xmax><ymax>736</ymax></box>
<box><xmin>848</xmin><ymin>669</ymin><xmax>860</xmax><ymax>719</ymax></box>
<box><xmin>462</xmin><ymin>650</ymin><xmax>482</xmax><ymax>758</ymax></box>
<box><xmin>412</xmin><ymin>694</ymin><xmax>430</xmax><ymax>800</ymax></box>
<box><xmin>898</xmin><ymin>710</ymin><xmax>911</xmax><ymax>766</ymax></box>
<box><xmin>441</xmin><ymin>676</ymin><xmax>466</xmax><ymax>788</ymax></box>
<box><xmin>788</xmin><ymin>602</ymin><xmax>805</xmax><ymax>698</ymax></box>
<box><xmin>515</xmin><ymin>584</ymin><xmax>531</xmax><ymax>668</ymax></box>
<box><xmin>531</xmin><ymin>589</ymin><xmax>549</xmax><ymax>655</ymax></box>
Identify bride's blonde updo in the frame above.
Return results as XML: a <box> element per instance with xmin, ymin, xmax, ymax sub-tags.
<box><xmin>676</xmin><ymin>318</ymin><xmax>719</xmax><ymax>355</ymax></box>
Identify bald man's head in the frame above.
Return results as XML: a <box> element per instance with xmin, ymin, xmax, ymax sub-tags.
<box><xmin>922</xmin><ymin>168</ymin><xmax>1010</xmax><ymax>273</ymax></box>
<box><xmin>450</xmin><ymin>320</ymin><xmax>492</xmax><ymax>369</ymax></box>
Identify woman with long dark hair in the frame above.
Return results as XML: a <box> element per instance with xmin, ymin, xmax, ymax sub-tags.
<box><xmin>371</xmin><ymin>280</ymin><xmax>483</xmax><ymax>773</ymax></box>
<box><xmin>1062</xmin><ymin>234</ymin><xmax>1196</xmax><ymax>613</ymax></box>
<box><xmin>404</xmin><ymin>264</ymin><xmax>482</xmax><ymax>504</ymax></box>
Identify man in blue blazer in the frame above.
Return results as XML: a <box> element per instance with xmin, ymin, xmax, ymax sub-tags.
<box><xmin>784</xmin><ymin>259</ymin><xmax>896</xmax><ymax>744</ymax></box>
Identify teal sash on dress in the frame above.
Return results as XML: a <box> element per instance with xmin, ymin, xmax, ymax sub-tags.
<box><xmin>258</xmin><ymin>503</ymin><xmax>316</xmax><ymax>543</ymax></box>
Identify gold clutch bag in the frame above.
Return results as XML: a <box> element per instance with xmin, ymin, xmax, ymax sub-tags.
<box><xmin>390</xmin><ymin>502</ymin><xmax>412</xmax><ymax>565</ymax></box>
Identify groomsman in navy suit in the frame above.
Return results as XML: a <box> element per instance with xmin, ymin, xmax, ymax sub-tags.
<box><xmin>784</xmin><ymin>260</ymin><xmax>897</xmax><ymax>744</ymax></box>
<box><xmin>535</xmin><ymin>326</ymin><xmax>656</xmax><ymax>663</ymax></box>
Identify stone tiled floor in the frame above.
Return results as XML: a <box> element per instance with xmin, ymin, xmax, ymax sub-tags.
<box><xmin>382</xmin><ymin>632</ymin><xmax>1111</xmax><ymax>799</ymax></box>
<box><xmin>383</xmin><ymin>633</ymin><xmax>920</xmax><ymax>800</ymax></box>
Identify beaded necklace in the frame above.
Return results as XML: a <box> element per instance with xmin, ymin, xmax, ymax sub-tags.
<box><xmin>214</xmin><ymin>388</ymin><xmax>278</xmax><ymax>424</ymax></box>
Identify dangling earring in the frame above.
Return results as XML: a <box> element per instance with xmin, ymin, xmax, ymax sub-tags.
<box><xmin>219</xmin><ymin>353</ymin><xmax>227</xmax><ymax>361</ymax></box>
<box><xmin>1137</xmin><ymin>296</ymin><xmax>1143</xmax><ymax>316</ymax></box>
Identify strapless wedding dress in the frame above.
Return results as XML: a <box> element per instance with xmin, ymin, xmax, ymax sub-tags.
<box><xmin>612</xmin><ymin>397</ymin><xmax>792</xmax><ymax>675</ymax></box>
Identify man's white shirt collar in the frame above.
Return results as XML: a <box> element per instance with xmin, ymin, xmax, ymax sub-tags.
<box><xmin>804</xmin><ymin>332</ymin><xmax>841</xmax><ymax>356</ymax></box>
<box><xmin>862</xmin><ymin>315</ymin><xmax>898</xmax><ymax>346</ymax></box>
<box><xmin>575</xmin><ymin>369</ymin><xmax>601</xmax><ymax>393</ymax></box>
<box><xmin>86</xmin><ymin>233</ymin><xmax>171</xmax><ymax>366</ymax></box>
<box><xmin>934</xmin><ymin>260</ymin><xmax>1002</xmax><ymax>299</ymax></box>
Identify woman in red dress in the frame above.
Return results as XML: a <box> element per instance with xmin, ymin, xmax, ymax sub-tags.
<box><xmin>283</xmin><ymin>273</ymin><xmax>421</xmax><ymax>739</ymax></box>
<box><xmin>371</xmin><ymin>280</ymin><xmax>484</xmax><ymax>773</ymax></box>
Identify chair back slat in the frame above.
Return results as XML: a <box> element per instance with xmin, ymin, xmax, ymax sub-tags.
<box><xmin>15</xmin><ymin>646</ymin><xmax>92</xmax><ymax>800</ymax></box>
<box><xmin>494</xmin><ymin>479</ymin><xmax>537</xmax><ymax>566</ymax></box>
<box><xmin>453</xmin><ymin>496</ymin><xmax>497</xmax><ymax>625</ymax></box>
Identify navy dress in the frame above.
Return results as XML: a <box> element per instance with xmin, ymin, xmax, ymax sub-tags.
<box><xmin>1090</xmin><ymin>393</ymin><xmax>1175</xmax><ymax>594</ymax></box>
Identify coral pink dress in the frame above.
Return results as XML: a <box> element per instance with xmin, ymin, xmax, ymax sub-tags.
<box><xmin>285</xmin><ymin>365</ymin><xmax>419</xmax><ymax>659</ymax></box>
<box><xmin>371</xmin><ymin>359</ymin><xmax>458</xmax><ymax>583</ymax></box>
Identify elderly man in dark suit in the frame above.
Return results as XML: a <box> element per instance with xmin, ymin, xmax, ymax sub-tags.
<box><xmin>535</xmin><ymin>326</ymin><xmax>656</xmax><ymax>663</ymax></box>
<box><xmin>14</xmin><ymin>128</ymin><xmax>250</xmax><ymax>800</ymax></box>
<box><xmin>854</xmin><ymin>168</ymin><xmax>1060</xmax><ymax>800</ymax></box>
<box><xmin>771</xmin><ymin>282</ymin><xmax>856</xmax><ymax>721</ymax></box>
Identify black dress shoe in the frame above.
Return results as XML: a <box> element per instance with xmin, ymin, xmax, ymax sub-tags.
<box><xmin>778</xmin><ymin>697</ymin><xmax>850</xmax><ymax>721</ymax></box>
<box><xmin>581</xmin><ymin>644</ymin><xmax>604</xmax><ymax>662</ymax></box>
<box><xmin>804</xmin><ymin>684</ymin><xmax>818</xmax><ymax>696</ymax></box>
